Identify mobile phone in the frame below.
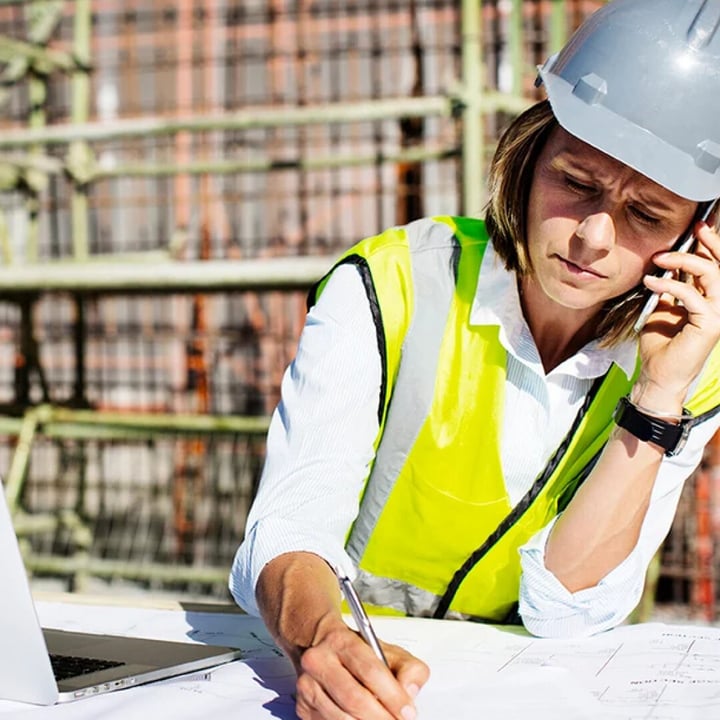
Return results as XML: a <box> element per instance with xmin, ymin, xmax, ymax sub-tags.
<box><xmin>633</xmin><ymin>199</ymin><xmax>718</xmax><ymax>333</ymax></box>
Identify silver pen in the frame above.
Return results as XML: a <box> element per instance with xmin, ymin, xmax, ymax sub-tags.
<box><xmin>337</xmin><ymin>572</ymin><xmax>389</xmax><ymax>666</ymax></box>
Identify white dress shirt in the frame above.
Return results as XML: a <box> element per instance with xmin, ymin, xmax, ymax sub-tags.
<box><xmin>230</xmin><ymin>241</ymin><xmax>720</xmax><ymax>637</ymax></box>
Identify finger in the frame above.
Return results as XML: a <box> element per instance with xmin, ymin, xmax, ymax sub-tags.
<box><xmin>650</xmin><ymin>253</ymin><xmax>720</xmax><ymax>303</ymax></box>
<box><xmin>693</xmin><ymin>223</ymin><xmax>720</xmax><ymax>290</ymax></box>
<box><xmin>385</xmin><ymin>644</ymin><xmax>430</xmax><ymax>704</ymax></box>
<box><xmin>299</xmin><ymin>638</ymin><xmax>400</xmax><ymax>719</ymax></box>
<box><xmin>296</xmin><ymin>661</ymin><xmax>391</xmax><ymax>720</ymax></box>
<box><xmin>295</xmin><ymin>669</ymin><xmax>364</xmax><ymax>720</ymax></box>
<box><xmin>695</xmin><ymin>262</ymin><xmax>720</xmax><ymax>300</ymax></box>
<box><xmin>643</xmin><ymin>274</ymin><xmax>701</xmax><ymax>311</ymax></box>
<box><xmin>332</xmin><ymin>633</ymin><xmax>421</xmax><ymax>718</ymax></box>
<box><xmin>653</xmin><ymin>248</ymin><xmax>719</xmax><ymax>279</ymax></box>
<box><xmin>694</xmin><ymin>221</ymin><xmax>720</xmax><ymax>261</ymax></box>
<box><xmin>295</xmin><ymin>672</ymin><xmax>355</xmax><ymax>720</ymax></box>
<box><xmin>332</xmin><ymin>642</ymin><xmax>415</xmax><ymax>720</ymax></box>
<box><xmin>643</xmin><ymin>274</ymin><xmax>720</xmax><ymax>338</ymax></box>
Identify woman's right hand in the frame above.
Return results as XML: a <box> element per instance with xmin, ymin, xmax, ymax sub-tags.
<box><xmin>294</xmin><ymin>620</ymin><xmax>428</xmax><ymax>720</ymax></box>
<box><xmin>255</xmin><ymin>552</ymin><xmax>429</xmax><ymax>720</ymax></box>
<box><xmin>636</xmin><ymin>220</ymin><xmax>720</xmax><ymax>410</ymax></box>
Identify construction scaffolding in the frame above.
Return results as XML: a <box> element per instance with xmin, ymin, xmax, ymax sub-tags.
<box><xmin>2</xmin><ymin>0</ymin><xmax>711</xmax><ymax>616</ymax></box>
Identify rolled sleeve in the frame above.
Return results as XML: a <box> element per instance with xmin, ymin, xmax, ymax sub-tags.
<box><xmin>519</xmin><ymin>415</ymin><xmax>720</xmax><ymax>638</ymax></box>
<box><xmin>518</xmin><ymin>518</ymin><xmax>646</xmax><ymax>638</ymax></box>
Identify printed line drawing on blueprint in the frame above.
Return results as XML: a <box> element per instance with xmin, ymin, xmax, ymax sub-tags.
<box><xmin>374</xmin><ymin>617</ymin><xmax>720</xmax><ymax>719</ymax></box>
<box><xmin>473</xmin><ymin>622</ymin><xmax>720</xmax><ymax>719</ymax></box>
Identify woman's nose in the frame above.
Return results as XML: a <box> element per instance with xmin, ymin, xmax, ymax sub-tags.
<box><xmin>574</xmin><ymin>212</ymin><xmax>615</xmax><ymax>251</ymax></box>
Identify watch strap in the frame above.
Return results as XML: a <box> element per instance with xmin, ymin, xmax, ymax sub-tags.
<box><xmin>613</xmin><ymin>396</ymin><xmax>690</xmax><ymax>457</ymax></box>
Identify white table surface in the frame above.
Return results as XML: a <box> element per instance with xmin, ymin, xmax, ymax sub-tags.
<box><xmin>1</xmin><ymin>594</ymin><xmax>718</xmax><ymax>719</ymax></box>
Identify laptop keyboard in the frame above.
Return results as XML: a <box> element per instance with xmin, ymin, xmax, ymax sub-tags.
<box><xmin>49</xmin><ymin>653</ymin><xmax>124</xmax><ymax>681</ymax></box>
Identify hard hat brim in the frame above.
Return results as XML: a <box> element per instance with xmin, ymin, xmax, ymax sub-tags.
<box><xmin>540</xmin><ymin>67</ymin><xmax>720</xmax><ymax>202</ymax></box>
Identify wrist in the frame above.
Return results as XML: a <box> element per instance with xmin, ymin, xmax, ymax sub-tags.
<box><xmin>629</xmin><ymin>381</ymin><xmax>686</xmax><ymax>418</ymax></box>
<box><xmin>625</xmin><ymin>400</ymin><xmax>685</xmax><ymax>422</ymax></box>
<box><xmin>256</xmin><ymin>552</ymin><xmax>344</xmax><ymax>662</ymax></box>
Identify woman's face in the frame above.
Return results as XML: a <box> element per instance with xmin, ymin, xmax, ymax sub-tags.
<box><xmin>525</xmin><ymin>126</ymin><xmax>698</xmax><ymax>315</ymax></box>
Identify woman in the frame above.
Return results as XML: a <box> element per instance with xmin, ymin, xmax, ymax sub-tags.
<box><xmin>231</xmin><ymin>1</ymin><xmax>720</xmax><ymax>718</ymax></box>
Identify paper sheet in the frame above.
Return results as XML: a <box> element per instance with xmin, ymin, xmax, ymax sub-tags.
<box><xmin>0</xmin><ymin>602</ymin><xmax>717</xmax><ymax>719</ymax></box>
<box><xmin>371</xmin><ymin>617</ymin><xmax>720</xmax><ymax>719</ymax></box>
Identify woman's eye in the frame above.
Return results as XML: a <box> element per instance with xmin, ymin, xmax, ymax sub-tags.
<box><xmin>629</xmin><ymin>206</ymin><xmax>660</xmax><ymax>225</ymax></box>
<box><xmin>564</xmin><ymin>176</ymin><xmax>594</xmax><ymax>193</ymax></box>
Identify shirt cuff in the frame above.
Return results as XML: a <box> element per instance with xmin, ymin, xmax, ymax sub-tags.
<box><xmin>228</xmin><ymin>517</ymin><xmax>357</xmax><ymax>616</ymax></box>
<box><xmin>518</xmin><ymin>518</ymin><xmax>646</xmax><ymax>638</ymax></box>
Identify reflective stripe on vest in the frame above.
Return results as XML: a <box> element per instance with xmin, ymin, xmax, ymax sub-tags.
<box><xmin>346</xmin><ymin>218</ymin><xmax>462</xmax><ymax>566</ymax></box>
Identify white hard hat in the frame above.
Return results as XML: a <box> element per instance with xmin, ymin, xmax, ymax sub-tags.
<box><xmin>537</xmin><ymin>0</ymin><xmax>720</xmax><ymax>201</ymax></box>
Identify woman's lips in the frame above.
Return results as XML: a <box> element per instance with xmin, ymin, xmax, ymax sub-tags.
<box><xmin>559</xmin><ymin>256</ymin><xmax>607</xmax><ymax>279</ymax></box>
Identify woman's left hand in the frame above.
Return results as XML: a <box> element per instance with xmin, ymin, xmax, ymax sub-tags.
<box><xmin>636</xmin><ymin>220</ymin><xmax>720</xmax><ymax>409</ymax></box>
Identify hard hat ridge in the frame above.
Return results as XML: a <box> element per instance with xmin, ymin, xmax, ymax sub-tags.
<box><xmin>687</xmin><ymin>0</ymin><xmax>720</xmax><ymax>50</ymax></box>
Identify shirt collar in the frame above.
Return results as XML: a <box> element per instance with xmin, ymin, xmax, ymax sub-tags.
<box><xmin>470</xmin><ymin>242</ymin><xmax>638</xmax><ymax>380</ymax></box>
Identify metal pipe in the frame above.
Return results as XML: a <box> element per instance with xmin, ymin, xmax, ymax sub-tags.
<box><xmin>0</xmin><ymin>93</ymin><xmax>529</xmax><ymax>150</ymax></box>
<box><xmin>92</xmin><ymin>146</ymin><xmax>460</xmax><ymax>180</ymax></box>
<box><xmin>0</xmin><ymin>96</ymin><xmax>452</xmax><ymax>147</ymax></box>
<box><xmin>19</xmin><ymin>553</ymin><xmax>233</xmax><ymax>586</ymax></box>
<box><xmin>0</xmin><ymin>255</ymin><xmax>334</xmax><ymax>295</ymax></box>
<box><xmin>0</xmin><ymin>404</ymin><xmax>270</xmax><ymax>439</ymax></box>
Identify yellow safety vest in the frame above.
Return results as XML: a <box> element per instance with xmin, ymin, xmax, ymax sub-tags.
<box><xmin>309</xmin><ymin>216</ymin><xmax>720</xmax><ymax>622</ymax></box>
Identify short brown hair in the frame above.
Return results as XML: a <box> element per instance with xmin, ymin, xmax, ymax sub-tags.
<box><xmin>485</xmin><ymin>99</ymin><xmax>556</xmax><ymax>276</ymax></box>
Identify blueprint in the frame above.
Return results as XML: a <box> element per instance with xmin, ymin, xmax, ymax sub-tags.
<box><xmin>378</xmin><ymin>617</ymin><xmax>720</xmax><ymax>719</ymax></box>
<box><xmin>0</xmin><ymin>599</ymin><xmax>716</xmax><ymax>719</ymax></box>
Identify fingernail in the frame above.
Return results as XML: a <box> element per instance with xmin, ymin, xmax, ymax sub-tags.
<box><xmin>405</xmin><ymin>683</ymin><xmax>420</xmax><ymax>698</ymax></box>
<box><xmin>401</xmin><ymin>704</ymin><xmax>416</xmax><ymax>720</ymax></box>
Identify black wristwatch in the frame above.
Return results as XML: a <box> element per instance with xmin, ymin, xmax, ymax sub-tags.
<box><xmin>613</xmin><ymin>396</ymin><xmax>692</xmax><ymax>457</ymax></box>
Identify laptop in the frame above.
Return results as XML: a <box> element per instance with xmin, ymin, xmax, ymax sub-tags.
<box><xmin>0</xmin><ymin>488</ymin><xmax>243</xmax><ymax>705</ymax></box>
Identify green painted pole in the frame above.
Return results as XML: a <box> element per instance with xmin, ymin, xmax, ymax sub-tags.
<box><xmin>69</xmin><ymin>0</ymin><xmax>91</xmax><ymax>261</ymax></box>
<box><xmin>461</xmin><ymin>0</ymin><xmax>484</xmax><ymax>215</ymax></box>
<box><xmin>509</xmin><ymin>0</ymin><xmax>524</xmax><ymax>96</ymax></box>
<box><xmin>0</xmin><ymin>255</ymin><xmax>335</xmax><ymax>295</ymax></box>
<box><xmin>4</xmin><ymin>406</ymin><xmax>40</xmax><ymax>512</ymax></box>
<box><xmin>549</xmin><ymin>0</ymin><xmax>569</xmax><ymax>54</ymax></box>
<box><xmin>26</xmin><ymin>74</ymin><xmax>44</xmax><ymax>263</ymax></box>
